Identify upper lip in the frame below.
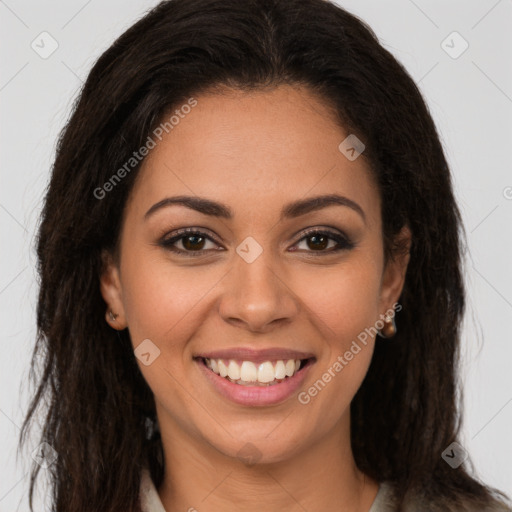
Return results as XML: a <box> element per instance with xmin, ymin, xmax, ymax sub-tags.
<box><xmin>195</xmin><ymin>348</ymin><xmax>316</xmax><ymax>365</ymax></box>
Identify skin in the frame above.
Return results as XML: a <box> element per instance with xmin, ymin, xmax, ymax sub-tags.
<box><xmin>100</xmin><ymin>84</ymin><xmax>411</xmax><ymax>512</ymax></box>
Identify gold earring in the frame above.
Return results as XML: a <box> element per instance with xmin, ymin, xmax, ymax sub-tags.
<box><xmin>108</xmin><ymin>310</ymin><xmax>119</xmax><ymax>322</ymax></box>
<box><xmin>377</xmin><ymin>315</ymin><xmax>397</xmax><ymax>338</ymax></box>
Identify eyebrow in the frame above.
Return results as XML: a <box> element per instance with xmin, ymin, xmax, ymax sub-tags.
<box><xmin>144</xmin><ymin>193</ymin><xmax>366</xmax><ymax>224</ymax></box>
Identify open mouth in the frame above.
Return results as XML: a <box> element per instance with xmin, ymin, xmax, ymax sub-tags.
<box><xmin>196</xmin><ymin>356</ymin><xmax>315</xmax><ymax>387</ymax></box>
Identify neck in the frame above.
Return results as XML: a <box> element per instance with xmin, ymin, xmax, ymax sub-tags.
<box><xmin>156</xmin><ymin>410</ymin><xmax>379</xmax><ymax>512</ymax></box>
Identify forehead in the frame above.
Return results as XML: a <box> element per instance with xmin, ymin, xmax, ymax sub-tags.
<box><xmin>127</xmin><ymin>85</ymin><xmax>380</xmax><ymax>226</ymax></box>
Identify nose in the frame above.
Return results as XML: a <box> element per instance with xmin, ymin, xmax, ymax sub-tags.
<box><xmin>218</xmin><ymin>249</ymin><xmax>299</xmax><ymax>333</ymax></box>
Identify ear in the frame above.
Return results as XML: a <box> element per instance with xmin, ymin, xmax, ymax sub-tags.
<box><xmin>99</xmin><ymin>250</ymin><xmax>127</xmax><ymax>330</ymax></box>
<box><xmin>378</xmin><ymin>225</ymin><xmax>411</xmax><ymax>314</ymax></box>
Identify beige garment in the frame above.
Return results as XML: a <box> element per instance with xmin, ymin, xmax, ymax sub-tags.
<box><xmin>139</xmin><ymin>467</ymin><xmax>395</xmax><ymax>512</ymax></box>
<box><xmin>139</xmin><ymin>468</ymin><xmax>166</xmax><ymax>512</ymax></box>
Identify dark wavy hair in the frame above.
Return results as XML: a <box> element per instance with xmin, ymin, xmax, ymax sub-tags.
<box><xmin>19</xmin><ymin>0</ymin><xmax>511</xmax><ymax>510</ymax></box>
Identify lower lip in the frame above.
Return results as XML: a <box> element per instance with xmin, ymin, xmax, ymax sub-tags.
<box><xmin>195</xmin><ymin>358</ymin><xmax>314</xmax><ymax>406</ymax></box>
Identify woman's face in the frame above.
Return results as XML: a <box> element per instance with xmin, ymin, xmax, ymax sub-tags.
<box><xmin>101</xmin><ymin>84</ymin><xmax>409</xmax><ymax>464</ymax></box>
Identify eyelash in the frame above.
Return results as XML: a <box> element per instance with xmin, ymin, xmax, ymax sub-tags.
<box><xmin>158</xmin><ymin>227</ymin><xmax>354</xmax><ymax>257</ymax></box>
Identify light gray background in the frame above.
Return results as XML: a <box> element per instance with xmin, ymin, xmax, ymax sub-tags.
<box><xmin>1</xmin><ymin>0</ymin><xmax>511</xmax><ymax>510</ymax></box>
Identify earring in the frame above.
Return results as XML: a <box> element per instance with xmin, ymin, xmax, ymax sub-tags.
<box><xmin>377</xmin><ymin>315</ymin><xmax>397</xmax><ymax>339</ymax></box>
<box><xmin>108</xmin><ymin>310</ymin><xmax>119</xmax><ymax>322</ymax></box>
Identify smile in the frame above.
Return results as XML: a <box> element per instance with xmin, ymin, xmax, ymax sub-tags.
<box><xmin>194</xmin><ymin>356</ymin><xmax>316</xmax><ymax>406</ymax></box>
<box><xmin>202</xmin><ymin>357</ymin><xmax>307</xmax><ymax>386</ymax></box>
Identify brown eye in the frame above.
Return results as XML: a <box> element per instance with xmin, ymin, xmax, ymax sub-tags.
<box><xmin>305</xmin><ymin>233</ymin><xmax>330</xmax><ymax>251</ymax></box>
<box><xmin>181</xmin><ymin>234</ymin><xmax>206</xmax><ymax>251</ymax></box>
<box><xmin>159</xmin><ymin>229</ymin><xmax>221</xmax><ymax>256</ymax></box>
<box><xmin>159</xmin><ymin>227</ymin><xmax>354</xmax><ymax>257</ymax></box>
<box><xmin>293</xmin><ymin>229</ymin><xmax>354</xmax><ymax>253</ymax></box>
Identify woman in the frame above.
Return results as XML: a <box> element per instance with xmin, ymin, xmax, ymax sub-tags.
<box><xmin>19</xmin><ymin>0</ymin><xmax>511</xmax><ymax>510</ymax></box>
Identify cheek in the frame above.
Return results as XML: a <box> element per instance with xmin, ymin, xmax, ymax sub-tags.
<box><xmin>292</xmin><ymin>262</ymin><xmax>381</xmax><ymax>427</ymax></box>
<box><xmin>291</xmin><ymin>257</ymin><xmax>382</xmax><ymax>347</ymax></box>
<box><xmin>119</xmin><ymin>248</ymin><xmax>225</xmax><ymax>351</ymax></box>
<box><xmin>118</xmin><ymin>250</ymin><xmax>223</xmax><ymax>417</ymax></box>
<box><xmin>292</xmin><ymin>256</ymin><xmax>381</xmax><ymax>394</ymax></box>
<box><xmin>121</xmin><ymin>249</ymin><xmax>230</xmax><ymax>386</ymax></box>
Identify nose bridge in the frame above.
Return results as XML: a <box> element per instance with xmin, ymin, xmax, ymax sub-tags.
<box><xmin>218</xmin><ymin>238</ymin><xmax>298</xmax><ymax>331</ymax></box>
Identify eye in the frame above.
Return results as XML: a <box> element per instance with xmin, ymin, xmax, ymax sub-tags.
<box><xmin>292</xmin><ymin>228</ymin><xmax>354</xmax><ymax>253</ymax></box>
<box><xmin>159</xmin><ymin>228</ymin><xmax>222</xmax><ymax>257</ymax></box>
<box><xmin>158</xmin><ymin>226</ymin><xmax>354</xmax><ymax>257</ymax></box>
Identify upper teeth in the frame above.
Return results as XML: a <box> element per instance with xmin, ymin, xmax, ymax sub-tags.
<box><xmin>205</xmin><ymin>358</ymin><xmax>302</xmax><ymax>384</ymax></box>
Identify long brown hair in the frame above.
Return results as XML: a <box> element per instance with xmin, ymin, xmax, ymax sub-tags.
<box><xmin>19</xmin><ymin>0</ymin><xmax>511</xmax><ymax>510</ymax></box>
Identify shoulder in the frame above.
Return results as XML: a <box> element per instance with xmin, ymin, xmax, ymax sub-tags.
<box><xmin>371</xmin><ymin>481</ymin><xmax>512</xmax><ymax>512</ymax></box>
